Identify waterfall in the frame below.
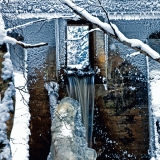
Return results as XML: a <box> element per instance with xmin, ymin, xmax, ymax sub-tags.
<box><xmin>66</xmin><ymin>68</ymin><xmax>95</xmax><ymax>147</ymax></box>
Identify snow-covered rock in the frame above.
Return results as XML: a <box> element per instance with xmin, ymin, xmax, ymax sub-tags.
<box><xmin>48</xmin><ymin>97</ymin><xmax>97</xmax><ymax>160</ymax></box>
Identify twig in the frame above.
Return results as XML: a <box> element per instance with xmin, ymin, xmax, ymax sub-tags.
<box><xmin>66</xmin><ymin>28</ymin><xmax>101</xmax><ymax>41</ymax></box>
<box><xmin>6</xmin><ymin>19</ymin><xmax>48</xmax><ymax>32</ymax></box>
<box><xmin>97</xmin><ymin>0</ymin><xmax>118</xmax><ymax>38</ymax></box>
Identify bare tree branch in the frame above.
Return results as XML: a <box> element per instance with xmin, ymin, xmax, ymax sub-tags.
<box><xmin>97</xmin><ymin>0</ymin><xmax>118</xmax><ymax>38</ymax></box>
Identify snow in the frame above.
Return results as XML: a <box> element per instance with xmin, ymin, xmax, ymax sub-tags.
<box><xmin>3</xmin><ymin>36</ymin><xmax>17</xmax><ymax>45</ymax></box>
<box><xmin>1</xmin><ymin>0</ymin><xmax>160</xmax><ymax>159</ymax></box>
<box><xmin>10</xmin><ymin>71</ymin><xmax>30</xmax><ymax>160</ymax></box>
<box><xmin>67</xmin><ymin>25</ymin><xmax>89</xmax><ymax>66</ymax></box>
<box><xmin>1</xmin><ymin>51</ymin><xmax>13</xmax><ymax>81</ymax></box>
<box><xmin>0</xmin><ymin>14</ymin><xmax>17</xmax><ymax>45</ymax></box>
<box><xmin>0</xmin><ymin>14</ymin><xmax>7</xmax><ymax>44</ymax></box>
<box><xmin>129</xmin><ymin>86</ymin><xmax>136</xmax><ymax>91</ymax></box>
<box><xmin>61</xmin><ymin>0</ymin><xmax>114</xmax><ymax>34</ymax></box>
<box><xmin>6</xmin><ymin>19</ymin><xmax>47</xmax><ymax>32</ymax></box>
<box><xmin>0</xmin><ymin>82</ymin><xmax>15</xmax><ymax>160</ymax></box>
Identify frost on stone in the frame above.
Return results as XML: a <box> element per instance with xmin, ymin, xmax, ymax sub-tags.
<box><xmin>49</xmin><ymin>97</ymin><xmax>97</xmax><ymax>160</ymax></box>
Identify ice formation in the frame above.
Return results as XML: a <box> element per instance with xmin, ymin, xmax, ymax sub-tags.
<box><xmin>44</xmin><ymin>81</ymin><xmax>59</xmax><ymax>120</ymax></box>
<box><xmin>48</xmin><ymin>97</ymin><xmax>97</xmax><ymax>160</ymax></box>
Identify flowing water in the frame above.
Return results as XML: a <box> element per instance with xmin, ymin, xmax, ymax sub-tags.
<box><xmin>66</xmin><ymin>70</ymin><xmax>95</xmax><ymax>147</ymax></box>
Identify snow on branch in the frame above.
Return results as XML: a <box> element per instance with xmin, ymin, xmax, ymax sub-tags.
<box><xmin>6</xmin><ymin>19</ymin><xmax>47</xmax><ymax>32</ymax></box>
<box><xmin>16</xmin><ymin>41</ymin><xmax>48</xmax><ymax>48</ymax></box>
<box><xmin>61</xmin><ymin>0</ymin><xmax>160</xmax><ymax>62</ymax></box>
<box><xmin>0</xmin><ymin>14</ymin><xmax>48</xmax><ymax>48</ymax></box>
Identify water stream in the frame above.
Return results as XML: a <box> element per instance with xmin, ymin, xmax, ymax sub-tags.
<box><xmin>66</xmin><ymin>68</ymin><xmax>95</xmax><ymax>147</ymax></box>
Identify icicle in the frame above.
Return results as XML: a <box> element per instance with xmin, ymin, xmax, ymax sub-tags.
<box><xmin>44</xmin><ymin>81</ymin><xmax>59</xmax><ymax>120</ymax></box>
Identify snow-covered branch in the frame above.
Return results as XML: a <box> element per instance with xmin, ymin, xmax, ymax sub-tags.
<box><xmin>6</xmin><ymin>19</ymin><xmax>48</xmax><ymax>32</ymax></box>
<box><xmin>61</xmin><ymin>0</ymin><xmax>160</xmax><ymax>62</ymax></box>
<box><xmin>0</xmin><ymin>14</ymin><xmax>48</xmax><ymax>49</ymax></box>
<box><xmin>16</xmin><ymin>41</ymin><xmax>48</xmax><ymax>48</ymax></box>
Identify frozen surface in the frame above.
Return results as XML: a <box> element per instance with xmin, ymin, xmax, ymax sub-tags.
<box><xmin>10</xmin><ymin>18</ymin><xmax>56</xmax><ymax>77</ymax></box>
<box><xmin>1</xmin><ymin>51</ymin><xmax>13</xmax><ymax>80</ymax></box>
